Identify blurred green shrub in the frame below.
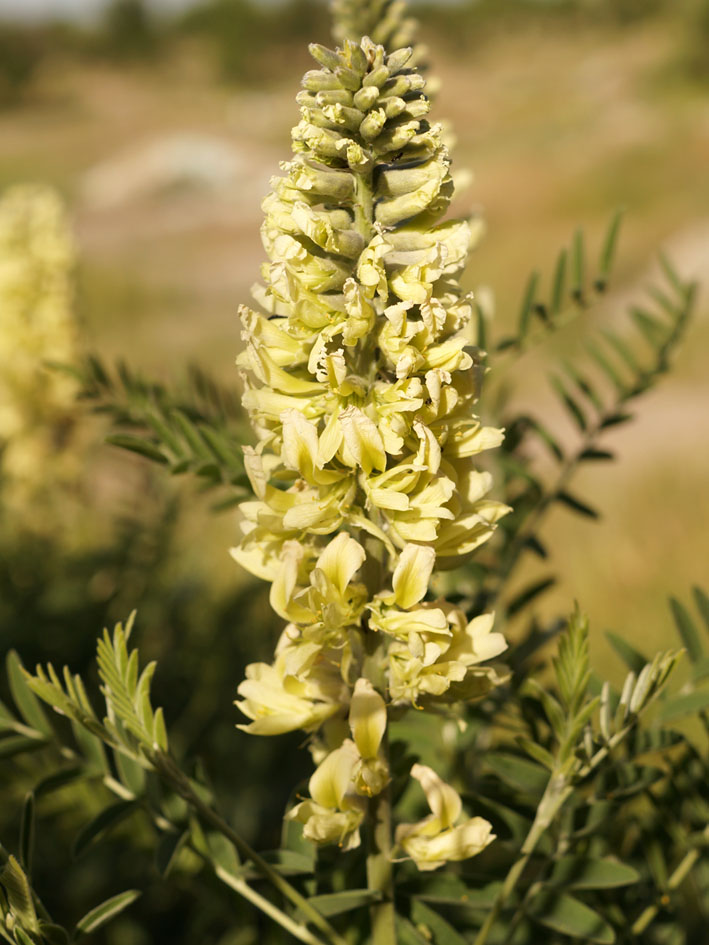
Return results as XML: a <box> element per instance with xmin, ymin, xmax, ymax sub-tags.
<box><xmin>180</xmin><ymin>0</ymin><xmax>265</xmax><ymax>82</ymax></box>
<box><xmin>0</xmin><ymin>24</ymin><xmax>44</xmax><ymax>106</ymax></box>
<box><xmin>683</xmin><ymin>0</ymin><xmax>709</xmax><ymax>79</ymax></box>
<box><xmin>96</xmin><ymin>0</ymin><xmax>163</xmax><ymax>62</ymax></box>
<box><xmin>177</xmin><ymin>0</ymin><xmax>328</xmax><ymax>83</ymax></box>
<box><xmin>589</xmin><ymin>0</ymin><xmax>666</xmax><ymax>24</ymax></box>
<box><xmin>0</xmin><ymin>0</ymin><xmax>687</xmax><ymax>99</ymax></box>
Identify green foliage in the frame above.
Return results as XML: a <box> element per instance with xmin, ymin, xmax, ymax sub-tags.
<box><xmin>494</xmin><ymin>211</ymin><xmax>625</xmax><ymax>356</ymax></box>
<box><xmin>683</xmin><ymin>0</ymin><xmax>709</xmax><ymax>80</ymax></box>
<box><xmin>4</xmin><ymin>618</ymin><xmax>350</xmax><ymax>945</ymax></box>
<box><xmin>478</xmin><ymin>247</ymin><xmax>697</xmax><ymax>621</ymax></box>
<box><xmin>74</xmin><ymin>890</ymin><xmax>141</xmax><ymax>938</ymax></box>
<box><xmin>178</xmin><ymin>0</ymin><xmax>329</xmax><ymax>84</ymax></box>
<box><xmin>98</xmin><ymin>0</ymin><xmax>161</xmax><ymax>62</ymax></box>
<box><xmin>431</xmin><ymin>595</ymin><xmax>702</xmax><ymax>945</ymax></box>
<box><xmin>0</xmin><ymin>26</ymin><xmax>44</xmax><ymax>107</ymax></box>
<box><xmin>0</xmin><ymin>848</ymin><xmax>139</xmax><ymax>945</ymax></box>
<box><xmin>77</xmin><ymin>357</ymin><xmax>251</xmax><ymax>507</ymax></box>
<box><xmin>2</xmin><ymin>594</ymin><xmax>708</xmax><ymax>944</ymax></box>
<box><xmin>24</xmin><ymin>613</ymin><xmax>167</xmax><ymax>769</ymax></box>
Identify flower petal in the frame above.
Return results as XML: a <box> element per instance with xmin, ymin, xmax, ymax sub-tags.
<box><xmin>392</xmin><ymin>544</ymin><xmax>436</xmax><ymax>609</ymax></box>
<box><xmin>309</xmin><ymin>740</ymin><xmax>359</xmax><ymax>810</ymax></box>
<box><xmin>349</xmin><ymin>678</ymin><xmax>387</xmax><ymax>760</ymax></box>
<box><xmin>410</xmin><ymin>763</ymin><xmax>461</xmax><ymax>829</ymax></box>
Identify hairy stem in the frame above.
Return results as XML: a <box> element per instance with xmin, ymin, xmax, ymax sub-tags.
<box><xmin>353</xmin><ymin>155</ymin><xmax>396</xmax><ymax>945</ymax></box>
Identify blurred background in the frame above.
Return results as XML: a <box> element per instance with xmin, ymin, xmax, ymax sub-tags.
<box><xmin>0</xmin><ymin>1</ymin><xmax>707</xmax><ymax>942</ymax></box>
<box><xmin>1</xmin><ymin>0</ymin><xmax>706</xmax><ymax>653</ymax></box>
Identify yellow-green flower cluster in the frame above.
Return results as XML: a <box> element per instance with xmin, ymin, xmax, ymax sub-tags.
<box><xmin>0</xmin><ymin>185</ymin><xmax>78</xmax><ymax>510</ymax></box>
<box><xmin>233</xmin><ymin>37</ymin><xmax>509</xmax><ymax>869</ymax></box>
<box><xmin>332</xmin><ymin>0</ymin><xmax>423</xmax><ymax>65</ymax></box>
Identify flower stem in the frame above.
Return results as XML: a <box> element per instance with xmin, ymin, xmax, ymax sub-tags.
<box><xmin>472</xmin><ymin>775</ymin><xmax>569</xmax><ymax>945</ymax></box>
<box><xmin>366</xmin><ymin>777</ymin><xmax>396</xmax><ymax>945</ymax></box>
<box><xmin>362</xmin><ymin>537</ymin><xmax>396</xmax><ymax>945</ymax></box>
<box><xmin>153</xmin><ymin>752</ymin><xmax>349</xmax><ymax>945</ymax></box>
<box><xmin>631</xmin><ymin>825</ymin><xmax>709</xmax><ymax>936</ymax></box>
<box><xmin>214</xmin><ymin>863</ymin><xmax>331</xmax><ymax>945</ymax></box>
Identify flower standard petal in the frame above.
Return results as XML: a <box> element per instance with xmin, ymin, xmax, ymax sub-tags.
<box><xmin>349</xmin><ymin>678</ymin><xmax>387</xmax><ymax>760</ymax></box>
<box><xmin>281</xmin><ymin>408</ymin><xmax>319</xmax><ymax>480</ymax></box>
<box><xmin>410</xmin><ymin>763</ymin><xmax>462</xmax><ymax>829</ymax></box>
<box><xmin>315</xmin><ymin>532</ymin><xmax>366</xmax><ymax>598</ymax></box>
<box><xmin>339</xmin><ymin>406</ymin><xmax>387</xmax><ymax>474</ymax></box>
<box><xmin>392</xmin><ymin>544</ymin><xmax>436</xmax><ymax>609</ymax></box>
<box><xmin>309</xmin><ymin>739</ymin><xmax>359</xmax><ymax>810</ymax></box>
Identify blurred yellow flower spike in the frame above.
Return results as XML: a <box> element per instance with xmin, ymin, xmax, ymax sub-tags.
<box><xmin>395</xmin><ymin>764</ymin><xmax>495</xmax><ymax>871</ymax></box>
<box><xmin>0</xmin><ymin>184</ymin><xmax>79</xmax><ymax>515</ymax></box>
<box><xmin>233</xmin><ymin>34</ymin><xmax>511</xmax><ymax>854</ymax></box>
<box><xmin>287</xmin><ymin>740</ymin><xmax>366</xmax><ymax>850</ymax></box>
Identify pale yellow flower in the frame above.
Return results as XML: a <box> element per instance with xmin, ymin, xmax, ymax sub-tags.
<box><xmin>396</xmin><ymin>764</ymin><xmax>494</xmax><ymax>871</ymax></box>
<box><xmin>387</xmin><ymin>610</ymin><xmax>508</xmax><ymax>707</ymax></box>
<box><xmin>287</xmin><ymin>740</ymin><xmax>366</xmax><ymax>850</ymax></box>
<box><xmin>235</xmin><ymin>626</ymin><xmax>349</xmax><ymax>735</ymax></box>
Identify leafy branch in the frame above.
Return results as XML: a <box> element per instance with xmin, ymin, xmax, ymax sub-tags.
<box><xmin>485</xmin><ymin>210</ymin><xmax>625</xmax><ymax>361</ymax></box>
<box><xmin>484</xmin><ymin>253</ymin><xmax>697</xmax><ymax>616</ymax></box>
<box><xmin>472</xmin><ymin>607</ymin><xmax>681</xmax><ymax>945</ymax></box>
<box><xmin>76</xmin><ymin>357</ymin><xmax>252</xmax><ymax>508</ymax></box>
<box><xmin>0</xmin><ymin>847</ymin><xmax>139</xmax><ymax>945</ymax></box>
<box><xmin>607</xmin><ymin>585</ymin><xmax>709</xmax><ymax>727</ymax></box>
<box><xmin>8</xmin><ymin>617</ymin><xmax>348</xmax><ymax>945</ymax></box>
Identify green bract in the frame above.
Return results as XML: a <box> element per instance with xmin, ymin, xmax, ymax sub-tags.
<box><xmin>233</xmin><ymin>36</ymin><xmax>509</xmax><ymax>868</ymax></box>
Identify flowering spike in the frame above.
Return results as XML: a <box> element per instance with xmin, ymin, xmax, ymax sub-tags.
<box><xmin>233</xmin><ymin>37</ymin><xmax>509</xmax><ymax>870</ymax></box>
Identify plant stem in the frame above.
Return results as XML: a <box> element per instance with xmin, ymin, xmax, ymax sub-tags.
<box><xmin>366</xmin><ymin>779</ymin><xmax>396</xmax><ymax>945</ymax></box>
<box><xmin>361</xmin><ymin>534</ymin><xmax>396</xmax><ymax>945</ymax></box>
<box><xmin>214</xmin><ymin>863</ymin><xmax>330</xmax><ymax>945</ymax></box>
<box><xmin>472</xmin><ymin>775</ymin><xmax>569</xmax><ymax>945</ymax></box>
<box><xmin>473</xmin><ymin>854</ymin><xmax>530</xmax><ymax>945</ymax></box>
<box><xmin>631</xmin><ymin>825</ymin><xmax>709</xmax><ymax>936</ymax></box>
<box><xmin>153</xmin><ymin>753</ymin><xmax>349</xmax><ymax>945</ymax></box>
